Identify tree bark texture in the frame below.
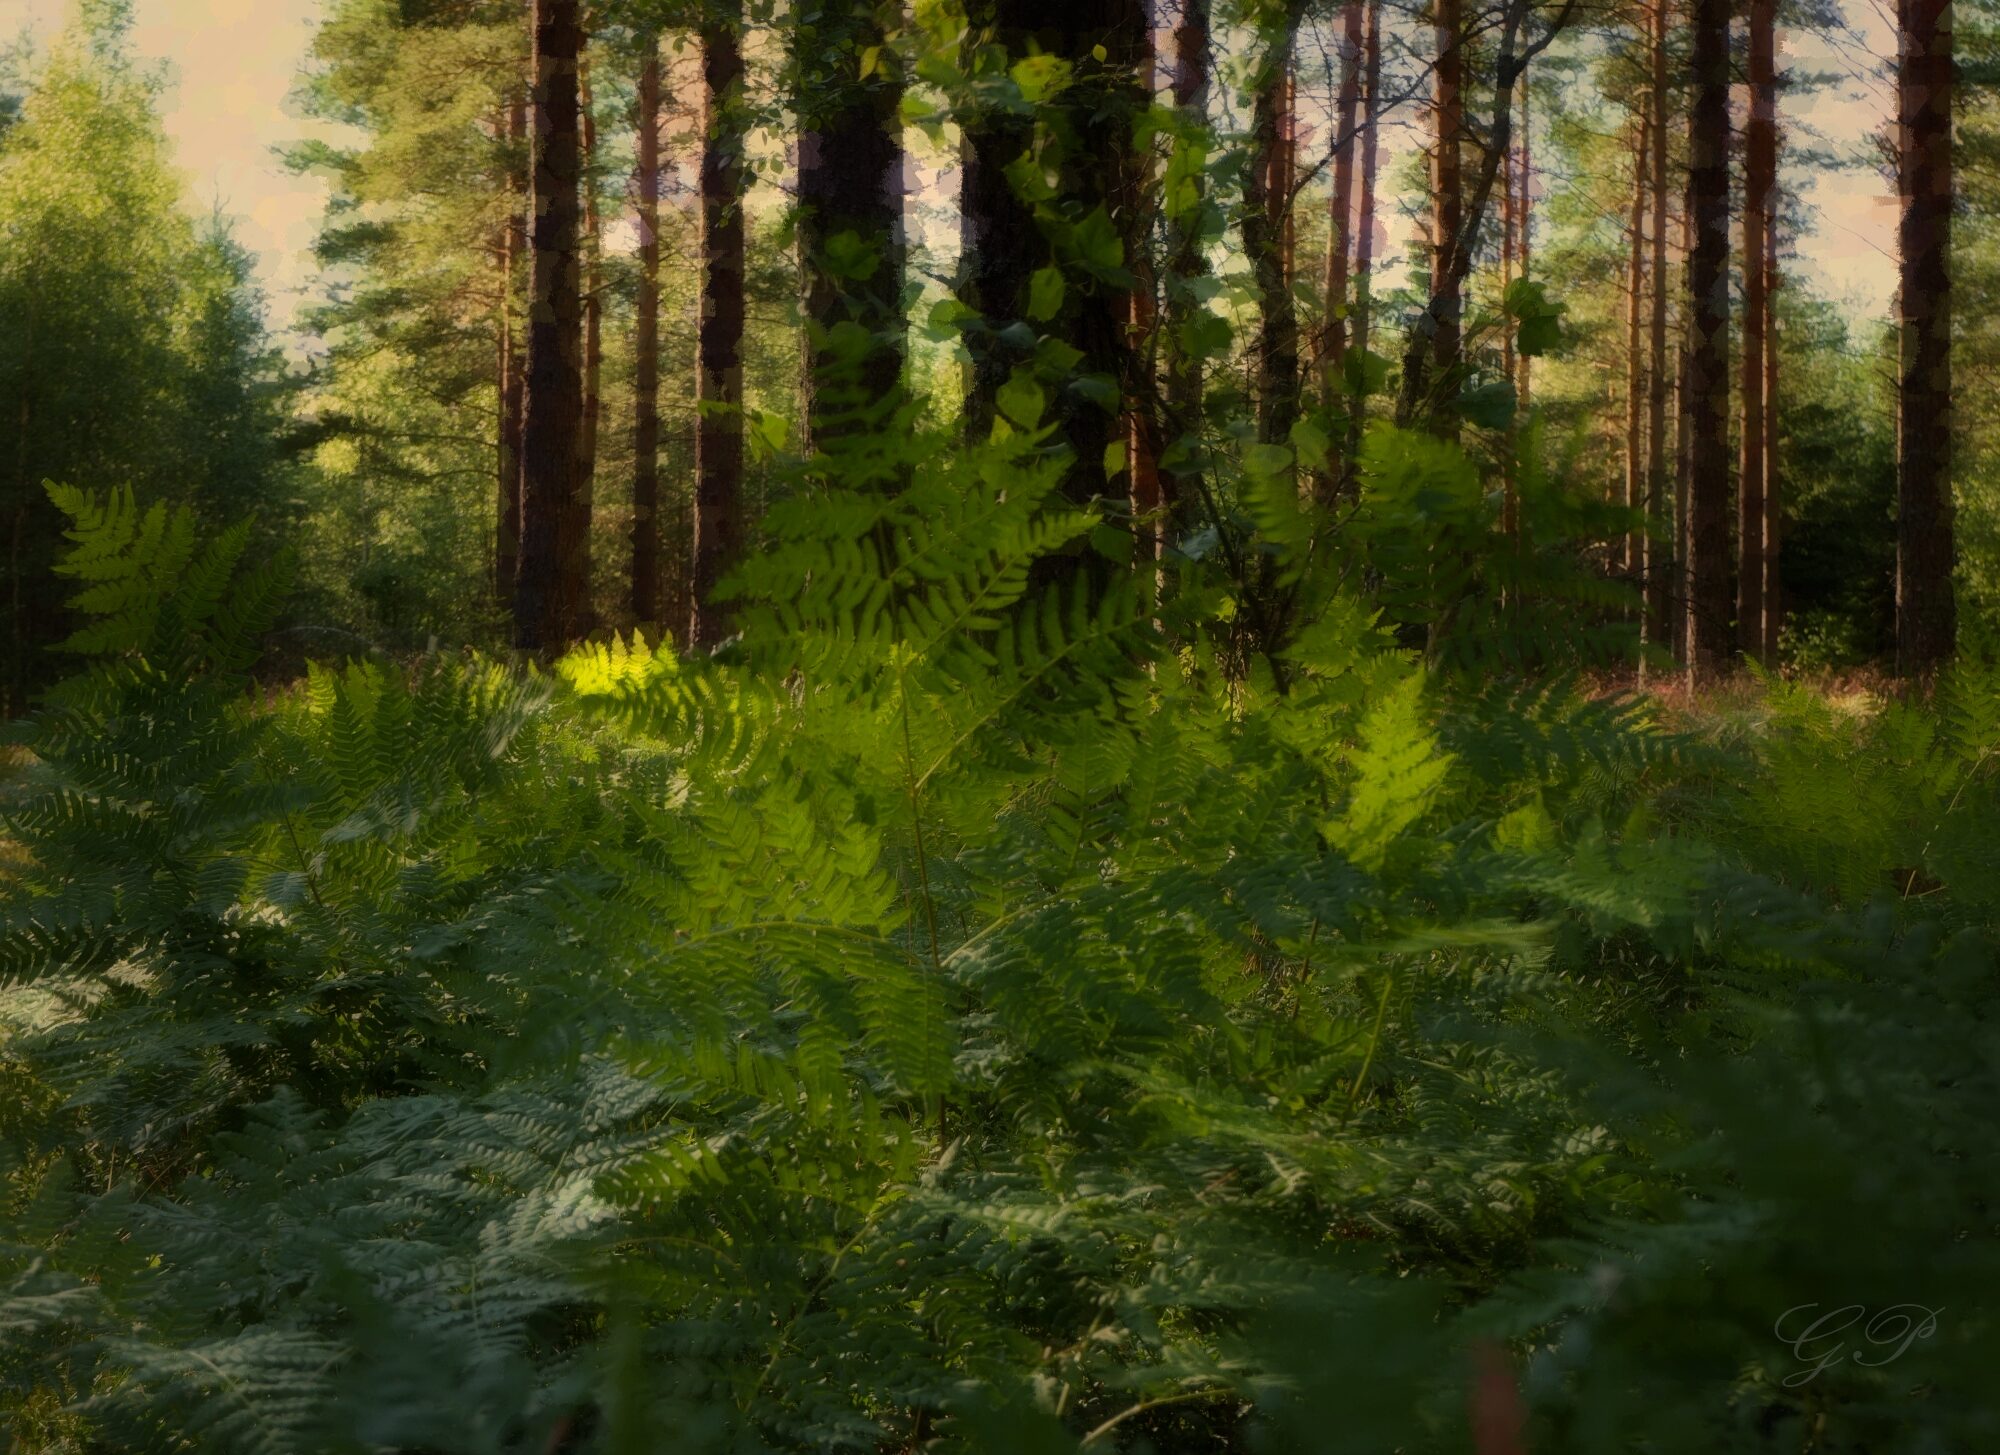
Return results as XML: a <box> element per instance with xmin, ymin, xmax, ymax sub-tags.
<box><xmin>797</xmin><ymin>0</ymin><xmax>907</xmax><ymax>460</ymax></box>
<box><xmin>692</xmin><ymin>0</ymin><xmax>747</xmax><ymax>650</ymax></box>
<box><xmin>1895</xmin><ymin>0</ymin><xmax>1954</xmax><ymax>673</ymax></box>
<box><xmin>1643</xmin><ymin>0</ymin><xmax>1671</xmax><ymax>655</ymax></box>
<box><xmin>1738</xmin><ymin>0</ymin><xmax>1774</xmax><ymax>662</ymax></box>
<box><xmin>631</xmin><ymin>37</ymin><xmax>663</xmax><ymax>630</ymax></box>
<box><xmin>513</xmin><ymin>0</ymin><xmax>587</xmax><ymax>652</ymax></box>
<box><xmin>1683</xmin><ymin>0</ymin><xmax>1732</xmax><ymax>681</ymax></box>
<box><xmin>497</xmin><ymin>87</ymin><xmax>527</xmax><ymax>607</ymax></box>
<box><xmin>959</xmin><ymin>0</ymin><xmax>1148</xmax><ymax>524</ymax></box>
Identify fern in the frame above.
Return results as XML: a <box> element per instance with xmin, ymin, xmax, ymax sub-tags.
<box><xmin>5</xmin><ymin>483</ymin><xmax>1997</xmax><ymax>1453</ymax></box>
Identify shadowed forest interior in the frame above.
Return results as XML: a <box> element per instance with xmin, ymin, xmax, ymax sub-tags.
<box><xmin>2</xmin><ymin>0</ymin><xmax>1999</xmax><ymax>1448</ymax></box>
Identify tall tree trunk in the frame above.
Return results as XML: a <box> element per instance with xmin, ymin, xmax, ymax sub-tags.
<box><xmin>513</xmin><ymin>0</ymin><xmax>586</xmax><ymax>653</ymax></box>
<box><xmin>1125</xmin><ymin>17</ymin><xmax>1163</xmax><ymax>557</ymax></box>
<box><xmin>1429</xmin><ymin>0</ymin><xmax>1464</xmax><ymax>432</ymax></box>
<box><xmin>1500</xmin><ymin>126</ymin><xmax>1518</xmax><ymax>540</ymax></box>
<box><xmin>1395</xmin><ymin>0</ymin><xmax>1565</xmax><ymax>430</ymax></box>
<box><xmin>960</xmin><ymin>0</ymin><xmax>1148</xmax><ymax>529</ymax></box>
<box><xmin>1896</xmin><ymin>0</ymin><xmax>1954</xmax><ymax>673</ymax></box>
<box><xmin>1243</xmin><ymin>6</ymin><xmax>1303</xmax><ymax>446</ymax></box>
<box><xmin>1515</xmin><ymin>81</ymin><xmax>1531</xmax><ymax>412</ymax></box>
<box><xmin>1351</xmin><ymin>0</ymin><xmax>1381</xmax><ymax>382</ymax></box>
<box><xmin>1682</xmin><ymin>0</ymin><xmax>1731</xmax><ymax>681</ymax></box>
<box><xmin>497</xmin><ymin>87</ymin><xmax>527</xmax><ymax>607</ymax></box>
<box><xmin>692</xmin><ymin>0</ymin><xmax>747</xmax><ymax>650</ymax></box>
<box><xmin>1161</xmin><ymin>0</ymin><xmax>1211</xmax><ymax>535</ymax></box>
<box><xmin>1643</xmin><ymin>0</ymin><xmax>1670</xmax><ymax>656</ymax></box>
<box><xmin>1673</xmin><ymin>183</ymin><xmax>1692</xmax><ymax>664</ymax></box>
<box><xmin>1738</xmin><ymin>0</ymin><xmax>1774</xmax><ymax>662</ymax></box>
<box><xmin>1624</xmin><ymin>113</ymin><xmax>1648</xmax><ymax>583</ymax></box>
<box><xmin>572</xmin><ymin>54</ymin><xmax>600</xmax><ymax>637</ymax></box>
<box><xmin>1500</xmin><ymin>127</ymin><xmax>1515</xmax><ymax>377</ymax></box>
<box><xmin>797</xmin><ymin>0</ymin><xmax>906</xmax><ymax>459</ymax></box>
<box><xmin>1321</xmin><ymin>0</ymin><xmax>1363</xmax><ymax>484</ymax></box>
<box><xmin>1762</xmin><ymin>203</ymin><xmax>1782</xmax><ymax>662</ymax></box>
<box><xmin>631</xmin><ymin>37</ymin><xmax>663</xmax><ymax>630</ymax></box>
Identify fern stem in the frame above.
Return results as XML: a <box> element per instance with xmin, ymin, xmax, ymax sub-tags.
<box><xmin>1348</xmin><ymin>971</ymin><xmax>1394</xmax><ymax>1107</ymax></box>
<box><xmin>896</xmin><ymin>655</ymin><xmax>946</xmax><ymax>1140</ymax></box>
<box><xmin>1080</xmin><ymin>1384</ymin><xmax>1229</xmax><ymax>1445</ymax></box>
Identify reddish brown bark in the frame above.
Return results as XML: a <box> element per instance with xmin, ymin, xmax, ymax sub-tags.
<box><xmin>1430</xmin><ymin>0</ymin><xmax>1463</xmax><ymax>422</ymax></box>
<box><xmin>1323</xmin><ymin>0</ymin><xmax>1363</xmax><ymax>382</ymax></box>
<box><xmin>1624</xmin><ymin>113</ymin><xmax>1649</xmax><ymax>581</ymax></box>
<box><xmin>797</xmin><ymin>0</ymin><xmax>906</xmax><ymax>458</ymax></box>
<box><xmin>1396</xmin><ymin>0</ymin><xmax>1560</xmax><ymax>431</ymax></box>
<box><xmin>1643</xmin><ymin>0</ymin><xmax>1670</xmax><ymax>655</ymax></box>
<box><xmin>1161</xmin><ymin>0</ymin><xmax>1212</xmax><ymax>534</ymax></box>
<box><xmin>1673</xmin><ymin>183</ymin><xmax>1692</xmax><ymax>664</ymax></box>
<box><xmin>1683</xmin><ymin>0</ymin><xmax>1731</xmax><ymax>681</ymax></box>
<box><xmin>497</xmin><ymin>87</ymin><xmax>527</xmax><ymax>607</ymax></box>
<box><xmin>1125</xmin><ymin>20</ymin><xmax>1163</xmax><ymax>556</ymax></box>
<box><xmin>573</xmin><ymin>54</ymin><xmax>600</xmax><ymax>636</ymax></box>
<box><xmin>1353</xmin><ymin>0</ymin><xmax>1380</xmax><ymax>367</ymax></box>
<box><xmin>1515</xmin><ymin>83</ymin><xmax>1531</xmax><ymax>412</ymax></box>
<box><xmin>1762</xmin><ymin>204</ymin><xmax>1781</xmax><ymax>662</ymax></box>
<box><xmin>1738</xmin><ymin>0</ymin><xmax>1774</xmax><ymax>662</ymax></box>
<box><xmin>960</xmin><ymin>0</ymin><xmax>1147</xmax><ymax>532</ymax></box>
<box><xmin>513</xmin><ymin>0</ymin><xmax>587</xmax><ymax>652</ymax></box>
<box><xmin>1244</xmin><ymin>8</ymin><xmax>1304</xmax><ymax>446</ymax></box>
<box><xmin>631</xmin><ymin>38</ymin><xmax>662</xmax><ymax>630</ymax></box>
<box><xmin>1896</xmin><ymin>0</ymin><xmax>1954</xmax><ymax>672</ymax></box>
<box><xmin>691</xmin><ymin>0</ymin><xmax>747</xmax><ymax>650</ymax></box>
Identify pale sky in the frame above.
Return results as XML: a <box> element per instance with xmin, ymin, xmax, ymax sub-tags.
<box><xmin>3</xmin><ymin>0</ymin><xmax>1905</xmax><ymax>339</ymax></box>
<box><xmin>2</xmin><ymin>0</ymin><xmax>337</xmax><ymax>333</ymax></box>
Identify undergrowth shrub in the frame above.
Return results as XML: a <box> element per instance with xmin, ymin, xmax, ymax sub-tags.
<box><xmin>3</xmin><ymin>455</ymin><xmax>1996</xmax><ymax>1452</ymax></box>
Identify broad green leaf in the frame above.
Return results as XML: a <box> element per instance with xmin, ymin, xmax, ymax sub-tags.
<box><xmin>1009</xmin><ymin>54</ymin><xmax>1072</xmax><ymax>103</ymax></box>
<box><xmin>1028</xmin><ymin>265</ymin><xmax>1066</xmax><ymax>321</ymax></box>
<box><xmin>1342</xmin><ymin>347</ymin><xmax>1390</xmax><ymax>396</ymax></box>
<box><xmin>1070</xmin><ymin>205</ymin><xmax>1126</xmax><ymax>281</ymax></box>
<box><xmin>1290</xmin><ymin>418</ymin><xmax>1332</xmax><ymax>472</ymax></box>
<box><xmin>996</xmin><ymin>369</ymin><xmax>1047</xmax><ymax>429</ymax></box>
<box><xmin>1243</xmin><ymin>442</ymin><xmax>1294</xmax><ymax>479</ymax></box>
<box><xmin>1456</xmin><ymin>380</ymin><xmax>1517</xmax><ymax>432</ymax></box>
<box><xmin>1505</xmin><ymin>276</ymin><xmax>1566</xmax><ymax>357</ymax></box>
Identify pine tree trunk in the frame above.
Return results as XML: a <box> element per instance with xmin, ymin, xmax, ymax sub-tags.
<box><xmin>1500</xmin><ymin>133</ymin><xmax>1518</xmax><ymax>540</ymax></box>
<box><xmin>1351</xmin><ymin>0</ymin><xmax>1380</xmax><ymax>389</ymax></box>
<box><xmin>1320</xmin><ymin>0</ymin><xmax>1363</xmax><ymax>495</ymax></box>
<box><xmin>1624</xmin><ymin>113</ymin><xmax>1648</xmax><ymax>584</ymax></box>
<box><xmin>692</xmin><ymin>0</ymin><xmax>747</xmax><ymax>650</ymax></box>
<box><xmin>1683</xmin><ymin>0</ymin><xmax>1732</xmax><ymax>682</ymax></box>
<box><xmin>513</xmin><ymin>0</ymin><xmax>586</xmax><ymax>653</ymax></box>
<box><xmin>571</xmin><ymin>55</ymin><xmax>600</xmax><ymax>638</ymax></box>
<box><xmin>1244</xmin><ymin>9</ymin><xmax>1302</xmax><ymax>446</ymax></box>
<box><xmin>1125</xmin><ymin>19</ymin><xmax>1163</xmax><ymax>558</ymax></box>
<box><xmin>960</xmin><ymin>0</ymin><xmax>1147</xmax><ymax>530</ymax></box>
<box><xmin>496</xmin><ymin>88</ymin><xmax>527</xmax><ymax>608</ymax></box>
<box><xmin>1896</xmin><ymin>0</ymin><xmax>1954</xmax><ymax>673</ymax></box>
<box><xmin>1762</xmin><ymin>206</ymin><xmax>1782</xmax><ymax>662</ymax></box>
<box><xmin>631</xmin><ymin>37</ymin><xmax>662</xmax><ymax>631</ymax></box>
<box><xmin>797</xmin><ymin>0</ymin><xmax>905</xmax><ymax>458</ymax></box>
<box><xmin>1395</xmin><ymin>0</ymin><xmax>1557</xmax><ymax>432</ymax></box>
<box><xmin>1515</xmin><ymin>84</ymin><xmax>1531</xmax><ymax>412</ymax></box>
<box><xmin>1161</xmin><ymin>0</ymin><xmax>1211</xmax><ymax>531</ymax></box>
<box><xmin>1643</xmin><ymin>0</ymin><xmax>1670</xmax><ymax>656</ymax></box>
<box><xmin>1429</xmin><ymin>0</ymin><xmax>1464</xmax><ymax>432</ymax></box>
<box><xmin>1673</xmin><ymin>184</ymin><xmax>1692</xmax><ymax>664</ymax></box>
<box><xmin>1738</xmin><ymin>0</ymin><xmax>1774</xmax><ymax>662</ymax></box>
